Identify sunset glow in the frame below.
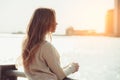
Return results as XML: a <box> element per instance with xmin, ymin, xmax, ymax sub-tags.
<box><xmin>0</xmin><ymin>0</ymin><xmax>114</xmax><ymax>34</ymax></box>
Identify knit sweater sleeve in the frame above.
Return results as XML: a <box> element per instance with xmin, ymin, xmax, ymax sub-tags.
<box><xmin>42</xmin><ymin>42</ymin><xmax>66</xmax><ymax>80</ymax></box>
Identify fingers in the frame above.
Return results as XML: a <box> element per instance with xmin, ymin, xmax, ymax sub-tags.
<box><xmin>71</xmin><ymin>62</ymin><xmax>80</xmax><ymax>73</ymax></box>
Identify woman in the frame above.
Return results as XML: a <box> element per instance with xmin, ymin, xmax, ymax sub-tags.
<box><xmin>22</xmin><ymin>7</ymin><xmax>79</xmax><ymax>80</ymax></box>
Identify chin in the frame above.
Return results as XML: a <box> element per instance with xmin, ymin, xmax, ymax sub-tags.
<box><xmin>51</xmin><ymin>29</ymin><xmax>56</xmax><ymax>33</ymax></box>
<box><xmin>52</xmin><ymin>30</ymin><xmax>55</xmax><ymax>33</ymax></box>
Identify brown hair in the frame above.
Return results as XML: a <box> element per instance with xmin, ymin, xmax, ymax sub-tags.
<box><xmin>22</xmin><ymin>8</ymin><xmax>56</xmax><ymax>70</ymax></box>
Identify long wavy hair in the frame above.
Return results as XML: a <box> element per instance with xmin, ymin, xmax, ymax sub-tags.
<box><xmin>22</xmin><ymin>8</ymin><xmax>56</xmax><ymax>70</ymax></box>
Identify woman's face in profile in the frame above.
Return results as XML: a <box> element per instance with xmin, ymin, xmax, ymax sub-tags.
<box><xmin>50</xmin><ymin>19</ymin><xmax>57</xmax><ymax>33</ymax></box>
<box><xmin>52</xmin><ymin>22</ymin><xmax>57</xmax><ymax>32</ymax></box>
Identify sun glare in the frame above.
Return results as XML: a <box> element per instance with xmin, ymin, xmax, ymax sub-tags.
<box><xmin>0</xmin><ymin>0</ymin><xmax>114</xmax><ymax>34</ymax></box>
<box><xmin>56</xmin><ymin>0</ymin><xmax>114</xmax><ymax>34</ymax></box>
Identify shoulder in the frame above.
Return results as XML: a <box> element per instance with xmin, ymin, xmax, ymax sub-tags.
<box><xmin>41</xmin><ymin>41</ymin><xmax>60</xmax><ymax>60</ymax></box>
<box><xmin>42</xmin><ymin>41</ymin><xmax>53</xmax><ymax>47</ymax></box>
<box><xmin>41</xmin><ymin>41</ymin><xmax>55</xmax><ymax>50</ymax></box>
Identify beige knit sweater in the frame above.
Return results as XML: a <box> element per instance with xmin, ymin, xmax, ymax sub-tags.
<box><xmin>24</xmin><ymin>41</ymin><xmax>66</xmax><ymax>80</ymax></box>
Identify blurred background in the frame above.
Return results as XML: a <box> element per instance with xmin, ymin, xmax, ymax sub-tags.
<box><xmin>1</xmin><ymin>0</ymin><xmax>120</xmax><ymax>80</ymax></box>
<box><xmin>0</xmin><ymin>0</ymin><xmax>114</xmax><ymax>35</ymax></box>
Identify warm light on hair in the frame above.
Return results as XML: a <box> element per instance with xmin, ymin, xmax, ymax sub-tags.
<box><xmin>22</xmin><ymin>8</ymin><xmax>56</xmax><ymax>70</ymax></box>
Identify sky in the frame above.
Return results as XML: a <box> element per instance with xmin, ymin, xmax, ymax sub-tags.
<box><xmin>0</xmin><ymin>0</ymin><xmax>114</xmax><ymax>33</ymax></box>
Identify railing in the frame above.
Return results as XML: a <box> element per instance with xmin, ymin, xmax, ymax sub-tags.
<box><xmin>0</xmin><ymin>65</ymin><xmax>26</xmax><ymax>80</ymax></box>
<box><xmin>0</xmin><ymin>65</ymin><xmax>76</xmax><ymax>80</ymax></box>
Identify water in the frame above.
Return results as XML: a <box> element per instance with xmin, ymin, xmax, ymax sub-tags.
<box><xmin>0</xmin><ymin>34</ymin><xmax>120</xmax><ymax>80</ymax></box>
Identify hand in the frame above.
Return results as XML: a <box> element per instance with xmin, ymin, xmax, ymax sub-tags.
<box><xmin>63</xmin><ymin>62</ymin><xmax>79</xmax><ymax>76</ymax></box>
<box><xmin>69</xmin><ymin>62</ymin><xmax>79</xmax><ymax>73</ymax></box>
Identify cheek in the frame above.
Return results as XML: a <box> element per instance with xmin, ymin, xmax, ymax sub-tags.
<box><xmin>51</xmin><ymin>25</ymin><xmax>56</xmax><ymax>32</ymax></box>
